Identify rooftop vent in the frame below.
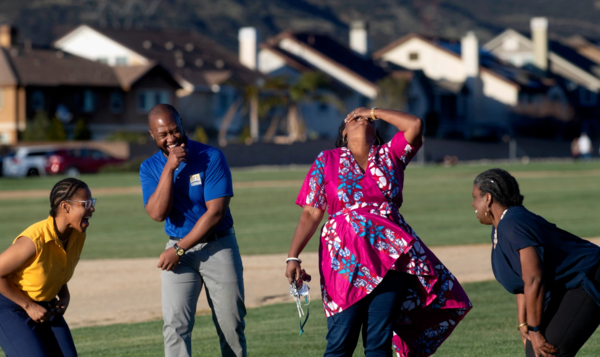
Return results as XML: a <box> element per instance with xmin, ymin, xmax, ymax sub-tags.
<box><xmin>165</xmin><ymin>41</ymin><xmax>174</xmax><ymax>50</ymax></box>
<box><xmin>185</xmin><ymin>43</ymin><xmax>194</xmax><ymax>52</ymax></box>
<box><xmin>195</xmin><ymin>59</ymin><xmax>203</xmax><ymax>67</ymax></box>
<box><xmin>215</xmin><ymin>59</ymin><xmax>224</xmax><ymax>68</ymax></box>
<box><xmin>143</xmin><ymin>40</ymin><xmax>152</xmax><ymax>49</ymax></box>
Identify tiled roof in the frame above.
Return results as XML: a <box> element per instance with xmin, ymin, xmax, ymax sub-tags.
<box><xmin>87</xmin><ymin>26</ymin><xmax>262</xmax><ymax>87</ymax></box>
<box><xmin>1</xmin><ymin>46</ymin><xmax>120</xmax><ymax>87</ymax></box>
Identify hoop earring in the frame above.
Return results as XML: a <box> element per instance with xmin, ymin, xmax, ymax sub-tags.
<box><xmin>376</xmin><ymin>136</ymin><xmax>382</xmax><ymax>145</ymax></box>
<box><xmin>343</xmin><ymin>136</ymin><xmax>347</xmax><ymax>144</ymax></box>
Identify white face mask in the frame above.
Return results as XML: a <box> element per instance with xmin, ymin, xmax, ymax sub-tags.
<box><xmin>290</xmin><ymin>269</ymin><xmax>312</xmax><ymax>335</ymax></box>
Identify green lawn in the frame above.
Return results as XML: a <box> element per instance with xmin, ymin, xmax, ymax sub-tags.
<box><xmin>2</xmin><ymin>281</ymin><xmax>599</xmax><ymax>356</ymax></box>
<box><xmin>1</xmin><ymin>161</ymin><xmax>600</xmax><ymax>258</ymax></box>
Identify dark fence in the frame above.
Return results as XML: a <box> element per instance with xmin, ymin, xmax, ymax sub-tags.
<box><xmin>130</xmin><ymin>137</ymin><xmax>599</xmax><ymax>167</ymax></box>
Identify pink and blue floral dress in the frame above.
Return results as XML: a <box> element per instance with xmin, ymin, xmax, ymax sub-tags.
<box><xmin>296</xmin><ymin>131</ymin><xmax>472</xmax><ymax>356</ymax></box>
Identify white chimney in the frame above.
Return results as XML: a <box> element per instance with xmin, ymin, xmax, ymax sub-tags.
<box><xmin>461</xmin><ymin>31</ymin><xmax>479</xmax><ymax>77</ymax></box>
<box><xmin>239</xmin><ymin>27</ymin><xmax>258</xmax><ymax>70</ymax></box>
<box><xmin>531</xmin><ymin>17</ymin><xmax>548</xmax><ymax>71</ymax></box>
<box><xmin>350</xmin><ymin>21</ymin><xmax>369</xmax><ymax>57</ymax></box>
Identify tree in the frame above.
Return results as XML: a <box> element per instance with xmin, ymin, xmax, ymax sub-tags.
<box><xmin>73</xmin><ymin>118</ymin><xmax>92</xmax><ymax>140</ymax></box>
<box><xmin>260</xmin><ymin>71</ymin><xmax>346</xmax><ymax>143</ymax></box>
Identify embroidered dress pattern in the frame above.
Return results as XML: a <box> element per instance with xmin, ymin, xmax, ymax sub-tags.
<box><xmin>296</xmin><ymin>132</ymin><xmax>472</xmax><ymax>357</ymax></box>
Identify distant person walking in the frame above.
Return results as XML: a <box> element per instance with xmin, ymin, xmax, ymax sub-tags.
<box><xmin>286</xmin><ymin>107</ymin><xmax>471</xmax><ymax>357</ymax></box>
<box><xmin>0</xmin><ymin>178</ymin><xmax>95</xmax><ymax>357</ymax></box>
<box><xmin>578</xmin><ymin>133</ymin><xmax>592</xmax><ymax>160</ymax></box>
<box><xmin>140</xmin><ymin>104</ymin><xmax>246</xmax><ymax>357</ymax></box>
<box><xmin>472</xmin><ymin>168</ymin><xmax>600</xmax><ymax>357</ymax></box>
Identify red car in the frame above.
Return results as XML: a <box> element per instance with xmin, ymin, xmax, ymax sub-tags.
<box><xmin>45</xmin><ymin>148</ymin><xmax>124</xmax><ymax>176</ymax></box>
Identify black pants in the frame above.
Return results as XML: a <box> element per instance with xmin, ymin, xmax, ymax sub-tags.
<box><xmin>526</xmin><ymin>264</ymin><xmax>600</xmax><ymax>357</ymax></box>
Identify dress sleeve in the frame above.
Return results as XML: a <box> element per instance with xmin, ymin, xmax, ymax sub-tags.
<box><xmin>386</xmin><ymin>131</ymin><xmax>422</xmax><ymax>169</ymax></box>
<box><xmin>296</xmin><ymin>152</ymin><xmax>327</xmax><ymax>210</ymax></box>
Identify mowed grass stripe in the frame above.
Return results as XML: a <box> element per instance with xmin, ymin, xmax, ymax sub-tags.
<box><xmin>1</xmin><ymin>281</ymin><xmax>599</xmax><ymax>356</ymax></box>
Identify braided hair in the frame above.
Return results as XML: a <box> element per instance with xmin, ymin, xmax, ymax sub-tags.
<box><xmin>474</xmin><ymin>168</ymin><xmax>524</xmax><ymax>207</ymax></box>
<box><xmin>335</xmin><ymin>119</ymin><xmax>385</xmax><ymax>148</ymax></box>
<box><xmin>49</xmin><ymin>178</ymin><xmax>89</xmax><ymax>217</ymax></box>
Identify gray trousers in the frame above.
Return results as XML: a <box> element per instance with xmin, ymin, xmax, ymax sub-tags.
<box><xmin>162</xmin><ymin>234</ymin><xmax>247</xmax><ymax>357</ymax></box>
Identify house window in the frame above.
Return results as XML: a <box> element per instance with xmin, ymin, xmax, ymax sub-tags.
<box><xmin>318</xmin><ymin>102</ymin><xmax>329</xmax><ymax>112</ymax></box>
<box><xmin>219</xmin><ymin>93</ymin><xmax>230</xmax><ymax>112</ymax></box>
<box><xmin>115</xmin><ymin>57</ymin><xmax>128</xmax><ymax>66</ymax></box>
<box><xmin>136</xmin><ymin>89</ymin><xmax>171</xmax><ymax>113</ymax></box>
<box><xmin>82</xmin><ymin>90</ymin><xmax>95</xmax><ymax>113</ymax></box>
<box><xmin>409</xmin><ymin>52</ymin><xmax>419</xmax><ymax>61</ymax></box>
<box><xmin>579</xmin><ymin>88</ymin><xmax>598</xmax><ymax>106</ymax></box>
<box><xmin>31</xmin><ymin>90</ymin><xmax>45</xmax><ymax>111</ymax></box>
<box><xmin>110</xmin><ymin>92</ymin><xmax>124</xmax><ymax>113</ymax></box>
<box><xmin>97</xmin><ymin>57</ymin><xmax>109</xmax><ymax>64</ymax></box>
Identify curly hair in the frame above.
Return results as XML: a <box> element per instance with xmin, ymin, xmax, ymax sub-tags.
<box><xmin>474</xmin><ymin>168</ymin><xmax>524</xmax><ymax>207</ymax></box>
<box><xmin>335</xmin><ymin>119</ymin><xmax>385</xmax><ymax>148</ymax></box>
<box><xmin>49</xmin><ymin>178</ymin><xmax>89</xmax><ymax>217</ymax></box>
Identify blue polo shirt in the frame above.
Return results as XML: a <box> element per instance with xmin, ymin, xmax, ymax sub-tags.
<box><xmin>139</xmin><ymin>139</ymin><xmax>234</xmax><ymax>238</ymax></box>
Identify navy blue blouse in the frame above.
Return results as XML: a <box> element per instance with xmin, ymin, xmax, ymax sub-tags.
<box><xmin>491</xmin><ymin>206</ymin><xmax>600</xmax><ymax>295</ymax></box>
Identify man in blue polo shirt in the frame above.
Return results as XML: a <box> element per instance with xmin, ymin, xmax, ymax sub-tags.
<box><xmin>139</xmin><ymin>104</ymin><xmax>246</xmax><ymax>357</ymax></box>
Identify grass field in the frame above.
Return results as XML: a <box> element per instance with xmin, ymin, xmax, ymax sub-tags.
<box><xmin>1</xmin><ymin>161</ymin><xmax>600</xmax><ymax>258</ymax></box>
<box><xmin>1</xmin><ymin>280</ymin><xmax>598</xmax><ymax>357</ymax></box>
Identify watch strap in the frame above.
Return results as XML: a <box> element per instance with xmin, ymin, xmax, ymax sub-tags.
<box><xmin>527</xmin><ymin>325</ymin><xmax>541</xmax><ymax>332</ymax></box>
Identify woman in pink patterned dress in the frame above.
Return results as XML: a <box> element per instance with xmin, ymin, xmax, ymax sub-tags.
<box><xmin>285</xmin><ymin>107</ymin><xmax>471</xmax><ymax>357</ymax></box>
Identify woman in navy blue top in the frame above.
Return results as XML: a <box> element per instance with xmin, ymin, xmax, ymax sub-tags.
<box><xmin>472</xmin><ymin>168</ymin><xmax>600</xmax><ymax>357</ymax></box>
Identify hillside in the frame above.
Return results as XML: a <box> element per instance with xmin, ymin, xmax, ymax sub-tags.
<box><xmin>0</xmin><ymin>0</ymin><xmax>597</xmax><ymax>52</ymax></box>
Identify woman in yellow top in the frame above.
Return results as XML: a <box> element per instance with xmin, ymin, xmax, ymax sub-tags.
<box><xmin>0</xmin><ymin>178</ymin><xmax>95</xmax><ymax>357</ymax></box>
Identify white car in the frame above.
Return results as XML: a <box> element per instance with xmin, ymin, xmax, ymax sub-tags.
<box><xmin>2</xmin><ymin>146</ymin><xmax>57</xmax><ymax>177</ymax></box>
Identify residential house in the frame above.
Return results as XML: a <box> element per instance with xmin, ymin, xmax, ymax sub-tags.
<box><xmin>54</xmin><ymin>25</ymin><xmax>262</xmax><ymax>137</ymax></box>
<box><xmin>0</xmin><ymin>25</ymin><xmax>181</xmax><ymax>144</ymax></box>
<box><xmin>240</xmin><ymin>21</ymin><xmax>395</xmax><ymax>139</ymax></box>
<box><xmin>484</xmin><ymin>17</ymin><xmax>600</xmax><ymax>135</ymax></box>
<box><xmin>374</xmin><ymin>30</ymin><xmax>571</xmax><ymax>139</ymax></box>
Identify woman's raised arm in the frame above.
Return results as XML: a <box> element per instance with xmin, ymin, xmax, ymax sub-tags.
<box><xmin>351</xmin><ymin>107</ymin><xmax>423</xmax><ymax>146</ymax></box>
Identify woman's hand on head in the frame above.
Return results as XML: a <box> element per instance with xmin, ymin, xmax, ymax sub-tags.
<box><xmin>345</xmin><ymin>107</ymin><xmax>372</xmax><ymax>123</ymax></box>
<box><xmin>285</xmin><ymin>261</ymin><xmax>302</xmax><ymax>284</ymax></box>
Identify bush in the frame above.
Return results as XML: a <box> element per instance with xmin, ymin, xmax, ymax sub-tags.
<box><xmin>21</xmin><ymin>111</ymin><xmax>50</xmax><ymax>142</ymax></box>
<box><xmin>99</xmin><ymin>157</ymin><xmax>147</xmax><ymax>173</ymax></box>
<box><xmin>193</xmin><ymin>125</ymin><xmax>209</xmax><ymax>143</ymax></box>
<box><xmin>73</xmin><ymin>118</ymin><xmax>92</xmax><ymax>140</ymax></box>
<box><xmin>106</xmin><ymin>131</ymin><xmax>148</xmax><ymax>145</ymax></box>
<box><xmin>47</xmin><ymin>117</ymin><xmax>67</xmax><ymax>141</ymax></box>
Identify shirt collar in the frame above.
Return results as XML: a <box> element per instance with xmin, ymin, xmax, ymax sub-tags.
<box><xmin>44</xmin><ymin>215</ymin><xmax>80</xmax><ymax>247</ymax></box>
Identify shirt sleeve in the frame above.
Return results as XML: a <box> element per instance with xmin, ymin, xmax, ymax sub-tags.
<box><xmin>139</xmin><ymin>160</ymin><xmax>158</xmax><ymax>206</ymax></box>
<box><xmin>503</xmin><ymin>218</ymin><xmax>541</xmax><ymax>251</ymax></box>
<box><xmin>295</xmin><ymin>152</ymin><xmax>327</xmax><ymax>210</ymax></box>
<box><xmin>386</xmin><ymin>131</ymin><xmax>422</xmax><ymax>169</ymax></box>
<box><xmin>203</xmin><ymin>148</ymin><xmax>234</xmax><ymax>202</ymax></box>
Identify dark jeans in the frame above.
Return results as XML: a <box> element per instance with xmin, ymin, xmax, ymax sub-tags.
<box><xmin>0</xmin><ymin>293</ymin><xmax>77</xmax><ymax>357</ymax></box>
<box><xmin>525</xmin><ymin>264</ymin><xmax>600</xmax><ymax>357</ymax></box>
<box><xmin>324</xmin><ymin>271</ymin><xmax>412</xmax><ymax>357</ymax></box>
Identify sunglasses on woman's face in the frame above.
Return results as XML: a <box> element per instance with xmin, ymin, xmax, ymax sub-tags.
<box><xmin>65</xmin><ymin>198</ymin><xmax>97</xmax><ymax>210</ymax></box>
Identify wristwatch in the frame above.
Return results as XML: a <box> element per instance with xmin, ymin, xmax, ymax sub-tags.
<box><xmin>173</xmin><ymin>243</ymin><xmax>185</xmax><ymax>257</ymax></box>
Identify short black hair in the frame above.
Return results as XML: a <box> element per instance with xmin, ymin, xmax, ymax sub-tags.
<box><xmin>474</xmin><ymin>168</ymin><xmax>524</xmax><ymax>207</ymax></box>
<box><xmin>49</xmin><ymin>178</ymin><xmax>89</xmax><ymax>217</ymax></box>
<box><xmin>335</xmin><ymin>119</ymin><xmax>385</xmax><ymax>148</ymax></box>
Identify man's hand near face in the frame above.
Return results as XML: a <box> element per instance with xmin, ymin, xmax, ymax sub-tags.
<box><xmin>166</xmin><ymin>143</ymin><xmax>187</xmax><ymax>171</ymax></box>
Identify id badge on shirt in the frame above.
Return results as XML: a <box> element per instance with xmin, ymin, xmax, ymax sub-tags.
<box><xmin>190</xmin><ymin>174</ymin><xmax>202</xmax><ymax>186</ymax></box>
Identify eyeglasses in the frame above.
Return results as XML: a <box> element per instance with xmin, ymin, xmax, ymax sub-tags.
<box><xmin>65</xmin><ymin>198</ymin><xmax>96</xmax><ymax>210</ymax></box>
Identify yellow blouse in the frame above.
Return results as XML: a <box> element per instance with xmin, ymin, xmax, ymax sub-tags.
<box><xmin>9</xmin><ymin>216</ymin><xmax>86</xmax><ymax>301</ymax></box>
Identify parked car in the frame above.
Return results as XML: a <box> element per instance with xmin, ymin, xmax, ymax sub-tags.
<box><xmin>2</xmin><ymin>146</ymin><xmax>57</xmax><ymax>177</ymax></box>
<box><xmin>45</xmin><ymin>148</ymin><xmax>124</xmax><ymax>176</ymax></box>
